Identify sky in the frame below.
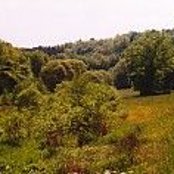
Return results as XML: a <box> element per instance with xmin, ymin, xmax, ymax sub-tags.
<box><xmin>0</xmin><ymin>0</ymin><xmax>174</xmax><ymax>48</ymax></box>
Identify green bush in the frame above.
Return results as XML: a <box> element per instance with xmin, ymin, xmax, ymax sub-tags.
<box><xmin>41</xmin><ymin>59</ymin><xmax>87</xmax><ymax>92</ymax></box>
<box><xmin>15</xmin><ymin>86</ymin><xmax>42</xmax><ymax>109</ymax></box>
<box><xmin>80</xmin><ymin>70</ymin><xmax>113</xmax><ymax>85</ymax></box>
<box><xmin>1</xmin><ymin>110</ymin><xmax>28</xmax><ymax>145</ymax></box>
<box><xmin>34</xmin><ymin>77</ymin><xmax>122</xmax><ymax>151</ymax></box>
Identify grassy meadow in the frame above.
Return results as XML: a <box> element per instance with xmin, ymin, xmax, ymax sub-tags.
<box><xmin>120</xmin><ymin>90</ymin><xmax>174</xmax><ymax>173</ymax></box>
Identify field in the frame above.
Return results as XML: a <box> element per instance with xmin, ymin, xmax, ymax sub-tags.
<box><xmin>120</xmin><ymin>90</ymin><xmax>174</xmax><ymax>173</ymax></box>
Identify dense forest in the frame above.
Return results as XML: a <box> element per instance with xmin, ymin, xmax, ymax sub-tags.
<box><xmin>0</xmin><ymin>29</ymin><xmax>174</xmax><ymax>173</ymax></box>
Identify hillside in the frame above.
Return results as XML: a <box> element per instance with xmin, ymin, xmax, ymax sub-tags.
<box><xmin>0</xmin><ymin>29</ymin><xmax>174</xmax><ymax>173</ymax></box>
<box><xmin>0</xmin><ymin>90</ymin><xmax>174</xmax><ymax>173</ymax></box>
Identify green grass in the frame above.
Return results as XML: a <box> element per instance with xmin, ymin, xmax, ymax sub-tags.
<box><xmin>120</xmin><ymin>90</ymin><xmax>174</xmax><ymax>123</ymax></box>
<box><xmin>119</xmin><ymin>90</ymin><xmax>174</xmax><ymax>174</ymax></box>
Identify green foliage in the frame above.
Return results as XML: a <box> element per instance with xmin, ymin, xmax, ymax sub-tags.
<box><xmin>80</xmin><ymin>70</ymin><xmax>113</xmax><ymax>85</ymax></box>
<box><xmin>0</xmin><ymin>41</ymin><xmax>31</xmax><ymax>95</ymax></box>
<box><xmin>0</xmin><ymin>41</ymin><xmax>21</xmax><ymax>64</ymax></box>
<box><xmin>122</xmin><ymin>30</ymin><xmax>174</xmax><ymax>95</ymax></box>
<box><xmin>1</xmin><ymin>29</ymin><xmax>174</xmax><ymax>173</ymax></box>
<box><xmin>113</xmin><ymin>32</ymin><xmax>138</xmax><ymax>55</ymax></box>
<box><xmin>35</xmin><ymin>78</ymin><xmax>122</xmax><ymax>149</ymax></box>
<box><xmin>26</xmin><ymin>51</ymin><xmax>48</xmax><ymax>77</ymax></box>
<box><xmin>0</xmin><ymin>71</ymin><xmax>17</xmax><ymax>95</ymax></box>
<box><xmin>41</xmin><ymin>59</ymin><xmax>87</xmax><ymax>91</ymax></box>
<box><xmin>112</xmin><ymin>60</ymin><xmax>132</xmax><ymax>89</ymax></box>
<box><xmin>15</xmin><ymin>86</ymin><xmax>43</xmax><ymax>109</ymax></box>
<box><xmin>1</xmin><ymin>109</ymin><xmax>29</xmax><ymax>146</ymax></box>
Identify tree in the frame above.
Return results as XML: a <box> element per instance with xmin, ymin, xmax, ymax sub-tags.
<box><xmin>26</xmin><ymin>51</ymin><xmax>48</xmax><ymax>77</ymax></box>
<box><xmin>0</xmin><ymin>41</ymin><xmax>30</xmax><ymax>94</ymax></box>
<box><xmin>41</xmin><ymin>59</ymin><xmax>87</xmax><ymax>91</ymax></box>
<box><xmin>112</xmin><ymin>60</ymin><xmax>131</xmax><ymax>89</ymax></box>
<box><xmin>113</xmin><ymin>32</ymin><xmax>138</xmax><ymax>55</ymax></box>
<box><xmin>122</xmin><ymin>30</ymin><xmax>174</xmax><ymax>95</ymax></box>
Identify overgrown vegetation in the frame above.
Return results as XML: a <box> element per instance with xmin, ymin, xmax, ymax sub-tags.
<box><xmin>0</xmin><ymin>29</ymin><xmax>174</xmax><ymax>173</ymax></box>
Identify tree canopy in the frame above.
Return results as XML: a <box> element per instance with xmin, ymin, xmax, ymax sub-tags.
<box><xmin>120</xmin><ymin>30</ymin><xmax>174</xmax><ymax>95</ymax></box>
<box><xmin>41</xmin><ymin>59</ymin><xmax>87</xmax><ymax>91</ymax></box>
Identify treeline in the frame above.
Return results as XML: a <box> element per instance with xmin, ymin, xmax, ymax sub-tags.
<box><xmin>0</xmin><ymin>29</ymin><xmax>174</xmax><ymax>99</ymax></box>
<box><xmin>24</xmin><ymin>29</ymin><xmax>174</xmax><ymax>95</ymax></box>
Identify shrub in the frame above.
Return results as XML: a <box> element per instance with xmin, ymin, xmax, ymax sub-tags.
<box><xmin>1</xmin><ymin>110</ymin><xmax>28</xmax><ymax>145</ymax></box>
<box><xmin>80</xmin><ymin>70</ymin><xmax>113</xmax><ymax>85</ymax></box>
<box><xmin>15</xmin><ymin>86</ymin><xmax>42</xmax><ymax>109</ymax></box>
<box><xmin>41</xmin><ymin>59</ymin><xmax>87</xmax><ymax>92</ymax></box>
<box><xmin>0</xmin><ymin>71</ymin><xmax>17</xmax><ymax>95</ymax></box>
<box><xmin>27</xmin><ymin>51</ymin><xmax>48</xmax><ymax>78</ymax></box>
<box><xmin>55</xmin><ymin>78</ymin><xmax>121</xmax><ymax>146</ymax></box>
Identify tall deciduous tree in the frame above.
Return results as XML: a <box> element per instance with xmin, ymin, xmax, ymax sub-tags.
<box><xmin>122</xmin><ymin>30</ymin><xmax>174</xmax><ymax>95</ymax></box>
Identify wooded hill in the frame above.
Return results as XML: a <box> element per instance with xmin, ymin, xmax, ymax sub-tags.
<box><xmin>0</xmin><ymin>29</ymin><xmax>174</xmax><ymax>173</ymax></box>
